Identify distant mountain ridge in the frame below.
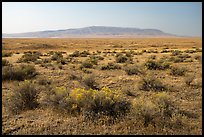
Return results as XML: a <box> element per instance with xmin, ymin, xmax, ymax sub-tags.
<box><xmin>2</xmin><ymin>26</ymin><xmax>179</xmax><ymax>38</ymax></box>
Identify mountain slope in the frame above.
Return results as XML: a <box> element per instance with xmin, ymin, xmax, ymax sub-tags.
<box><xmin>2</xmin><ymin>26</ymin><xmax>178</xmax><ymax>38</ymax></box>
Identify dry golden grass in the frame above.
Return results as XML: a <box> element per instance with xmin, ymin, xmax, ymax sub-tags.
<box><xmin>2</xmin><ymin>38</ymin><xmax>202</xmax><ymax>135</ymax></box>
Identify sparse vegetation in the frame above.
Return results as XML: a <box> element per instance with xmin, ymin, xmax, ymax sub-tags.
<box><xmin>2</xmin><ymin>38</ymin><xmax>202</xmax><ymax>135</ymax></box>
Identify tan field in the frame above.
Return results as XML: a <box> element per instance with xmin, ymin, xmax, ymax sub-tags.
<box><xmin>2</xmin><ymin>38</ymin><xmax>202</xmax><ymax>135</ymax></box>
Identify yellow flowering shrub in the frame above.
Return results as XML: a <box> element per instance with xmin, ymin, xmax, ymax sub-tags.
<box><xmin>45</xmin><ymin>86</ymin><xmax>131</xmax><ymax>117</ymax></box>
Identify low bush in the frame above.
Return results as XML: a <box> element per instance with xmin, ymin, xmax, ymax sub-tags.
<box><xmin>7</xmin><ymin>80</ymin><xmax>39</xmax><ymax>114</ymax></box>
<box><xmin>153</xmin><ymin>92</ymin><xmax>175</xmax><ymax>117</ymax></box>
<box><xmin>170</xmin><ymin>66</ymin><xmax>187</xmax><ymax>76</ymax></box>
<box><xmin>116</xmin><ymin>55</ymin><xmax>129</xmax><ymax>63</ymax></box>
<box><xmin>2</xmin><ymin>52</ymin><xmax>13</xmax><ymax>57</ymax></box>
<box><xmin>171</xmin><ymin>50</ymin><xmax>182</xmax><ymax>56</ymax></box>
<box><xmin>124</xmin><ymin>65</ymin><xmax>144</xmax><ymax>75</ymax></box>
<box><xmin>51</xmin><ymin>52</ymin><xmax>63</xmax><ymax>61</ymax></box>
<box><xmin>2</xmin><ymin>59</ymin><xmax>11</xmax><ymax>67</ymax></box>
<box><xmin>80</xmin><ymin>60</ymin><xmax>93</xmax><ymax>69</ymax></box>
<box><xmin>83</xmin><ymin>75</ymin><xmax>99</xmax><ymax>90</ymax></box>
<box><xmin>101</xmin><ymin>62</ymin><xmax>121</xmax><ymax>70</ymax></box>
<box><xmin>138</xmin><ymin>75</ymin><xmax>167</xmax><ymax>91</ymax></box>
<box><xmin>69</xmin><ymin>51</ymin><xmax>80</xmax><ymax>57</ymax></box>
<box><xmin>132</xmin><ymin>92</ymin><xmax>176</xmax><ymax>127</ymax></box>
<box><xmin>144</xmin><ymin>60</ymin><xmax>171</xmax><ymax>70</ymax></box>
<box><xmin>133</xmin><ymin>99</ymin><xmax>159</xmax><ymax>127</ymax></box>
<box><xmin>184</xmin><ymin>75</ymin><xmax>195</xmax><ymax>86</ymax></box>
<box><xmin>17</xmin><ymin>52</ymin><xmax>40</xmax><ymax>63</ymax></box>
<box><xmin>37</xmin><ymin>77</ymin><xmax>52</xmax><ymax>85</ymax></box>
<box><xmin>194</xmin><ymin>55</ymin><xmax>201</xmax><ymax>61</ymax></box>
<box><xmin>57</xmin><ymin>58</ymin><xmax>67</xmax><ymax>65</ymax></box>
<box><xmin>44</xmin><ymin>87</ymin><xmax>131</xmax><ymax>118</ymax></box>
<box><xmin>2</xmin><ymin>65</ymin><xmax>37</xmax><ymax>81</ymax></box>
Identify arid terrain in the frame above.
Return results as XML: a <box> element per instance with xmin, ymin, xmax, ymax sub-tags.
<box><xmin>2</xmin><ymin>38</ymin><xmax>202</xmax><ymax>135</ymax></box>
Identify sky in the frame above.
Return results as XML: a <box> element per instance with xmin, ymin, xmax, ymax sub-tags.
<box><xmin>2</xmin><ymin>2</ymin><xmax>202</xmax><ymax>37</ymax></box>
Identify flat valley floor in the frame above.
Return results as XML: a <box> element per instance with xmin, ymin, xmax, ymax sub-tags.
<box><xmin>2</xmin><ymin>38</ymin><xmax>202</xmax><ymax>135</ymax></box>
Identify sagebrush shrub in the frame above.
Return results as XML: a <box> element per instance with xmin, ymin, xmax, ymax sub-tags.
<box><xmin>80</xmin><ymin>60</ymin><xmax>93</xmax><ymax>69</ymax></box>
<box><xmin>7</xmin><ymin>80</ymin><xmax>39</xmax><ymax>114</ymax></box>
<box><xmin>2</xmin><ymin>65</ymin><xmax>37</xmax><ymax>81</ymax></box>
<box><xmin>69</xmin><ymin>51</ymin><xmax>80</xmax><ymax>57</ymax></box>
<box><xmin>101</xmin><ymin>62</ymin><xmax>121</xmax><ymax>70</ymax></box>
<box><xmin>116</xmin><ymin>55</ymin><xmax>128</xmax><ymax>63</ymax></box>
<box><xmin>124</xmin><ymin>65</ymin><xmax>144</xmax><ymax>75</ymax></box>
<box><xmin>83</xmin><ymin>75</ymin><xmax>99</xmax><ymax>90</ymax></box>
<box><xmin>37</xmin><ymin>77</ymin><xmax>51</xmax><ymax>85</ymax></box>
<box><xmin>153</xmin><ymin>92</ymin><xmax>175</xmax><ymax>117</ymax></box>
<box><xmin>43</xmin><ymin>86</ymin><xmax>131</xmax><ymax>118</ymax></box>
<box><xmin>170</xmin><ymin>66</ymin><xmax>187</xmax><ymax>76</ymax></box>
<box><xmin>17</xmin><ymin>52</ymin><xmax>40</xmax><ymax>63</ymax></box>
<box><xmin>70</xmin><ymin>87</ymin><xmax>131</xmax><ymax>117</ymax></box>
<box><xmin>138</xmin><ymin>75</ymin><xmax>167</xmax><ymax>91</ymax></box>
<box><xmin>133</xmin><ymin>99</ymin><xmax>159</xmax><ymax>127</ymax></box>
<box><xmin>51</xmin><ymin>52</ymin><xmax>63</xmax><ymax>60</ymax></box>
<box><xmin>144</xmin><ymin>60</ymin><xmax>171</xmax><ymax>70</ymax></box>
<box><xmin>2</xmin><ymin>52</ymin><xmax>13</xmax><ymax>57</ymax></box>
<box><xmin>2</xmin><ymin>59</ymin><xmax>11</xmax><ymax>67</ymax></box>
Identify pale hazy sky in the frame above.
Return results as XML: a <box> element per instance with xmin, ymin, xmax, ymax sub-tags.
<box><xmin>2</xmin><ymin>2</ymin><xmax>202</xmax><ymax>37</ymax></box>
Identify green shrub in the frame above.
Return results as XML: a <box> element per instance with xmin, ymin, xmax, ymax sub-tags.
<box><xmin>116</xmin><ymin>55</ymin><xmax>129</xmax><ymax>63</ymax></box>
<box><xmin>139</xmin><ymin>75</ymin><xmax>167</xmax><ymax>91</ymax></box>
<box><xmin>101</xmin><ymin>62</ymin><xmax>121</xmax><ymax>70</ymax></box>
<box><xmin>171</xmin><ymin>50</ymin><xmax>182</xmax><ymax>56</ymax></box>
<box><xmin>41</xmin><ymin>58</ymin><xmax>51</xmax><ymax>64</ymax></box>
<box><xmin>133</xmin><ymin>99</ymin><xmax>159</xmax><ymax>127</ymax></box>
<box><xmin>83</xmin><ymin>75</ymin><xmax>99</xmax><ymax>90</ymax></box>
<box><xmin>124</xmin><ymin>65</ymin><xmax>144</xmax><ymax>75</ymax></box>
<box><xmin>51</xmin><ymin>52</ymin><xmax>63</xmax><ymax>60</ymax></box>
<box><xmin>144</xmin><ymin>60</ymin><xmax>171</xmax><ymax>70</ymax></box>
<box><xmin>170</xmin><ymin>66</ymin><xmax>187</xmax><ymax>76</ymax></box>
<box><xmin>80</xmin><ymin>50</ymin><xmax>91</xmax><ymax>57</ymax></box>
<box><xmin>173</xmin><ymin>57</ymin><xmax>185</xmax><ymax>63</ymax></box>
<box><xmin>160</xmin><ymin>49</ymin><xmax>170</xmax><ymax>53</ymax></box>
<box><xmin>42</xmin><ymin>86</ymin><xmax>73</xmax><ymax>113</ymax></box>
<box><xmin>80</xmin><ymin>60</ymin><xmax>93</xmax><ymax>69</ymax></box>
<box><xmin>184</xmin><ymin>49</ymin><xmax>196</xmax><ymax>54</ymax></box>
<box><xmin>153</xmin><ymin>92</ymin><xmax>175</xmax><ymax>117</ymax></box>
<box><xmin>2</xmin><ymin>59</ymin><xmax>11</xmax><ymax>67</ymax></box>
<box><xmin>57</xmin><ymin>58</ymin><xmax>67</xmax><ymax>65</ymax></box>
<box><xmin>69</xmin><ymin>51</ymin><xmax>80</xmax><ymax>57</ymax></box>
<box><xmin>2</xmin><ymin>65</ymin><xmax>37</xmax><ymax>81</ymax></box>
<box><xmin>17</xmin><ymin>52</ymin><xmax>40</xmax><ymax>63</ymax></box>
<box><xmin>132</xmin><ymin>92</ymin><xmax>176</xmax><ymax>127</ymax></box>
<box><xmin>2</xmin><ymin>52</ymin><xmax>13</xmax><ymax>57</ymax></box>
<box><xmin>7</xmin><ymin>80</ymin><xmax>39</xmax><ymax>114</ymax></box>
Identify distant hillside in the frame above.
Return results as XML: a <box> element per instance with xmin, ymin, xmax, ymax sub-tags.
<box><xmin>2</xmin><ymin>26</ymin><xmax>178</xmax><ymax>38</ymax></box>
